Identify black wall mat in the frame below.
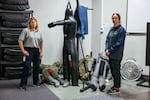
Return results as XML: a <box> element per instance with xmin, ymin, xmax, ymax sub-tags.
<box><xmin>146</xmin><ymin>23</ymin><xmax>150</xmax><ymax>66</ymax></box>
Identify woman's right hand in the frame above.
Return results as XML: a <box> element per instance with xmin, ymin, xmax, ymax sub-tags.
<box><xmin>105</xmin><ymin>49</ymin><xmax>110</xmax><ymax>56</ymax></box>
<box><xmin>22</xmin><ymin>50</ymin><xmax>29</xmax><ymax>56</ymax></box>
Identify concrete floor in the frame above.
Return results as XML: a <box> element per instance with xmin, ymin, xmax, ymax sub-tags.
<box><xmin>46</xmin><ymin>79</ymin><xmax>150</xmax><ymax>100</ymax></box>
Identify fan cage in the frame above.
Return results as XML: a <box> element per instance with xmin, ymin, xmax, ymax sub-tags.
<box><xmin>121</xmin><ymin>59</ymin><xmax>143</xmax><ymax>81</ymax></box>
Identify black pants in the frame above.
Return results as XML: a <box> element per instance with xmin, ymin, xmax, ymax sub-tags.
<box><xmin>109</xmin><ymin>58</ymin><xmax>121</xmax><ymax>88</ymax></box>
<box><xmin>20</xmin><ymin>48</ymin><xmax>40</xmax><ymax>86</ymax></box>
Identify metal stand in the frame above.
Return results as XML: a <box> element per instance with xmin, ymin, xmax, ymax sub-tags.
<box><xmin>80</xmin><ymin>82</ymin><xmax>97</xmax><ymax>92</ymax></box>
<box><xmin>136</xmin><ymin>66</ymin><xmax>150</xmax><ymax>88</ymax></box>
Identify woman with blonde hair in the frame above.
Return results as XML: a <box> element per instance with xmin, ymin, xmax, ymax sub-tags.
<box><xmin>18</xmin><ymin>17</ymin><xmax>43</xmax><ymax>90</ymax></box>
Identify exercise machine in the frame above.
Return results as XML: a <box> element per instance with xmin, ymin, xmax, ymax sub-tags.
<box><xmin>80</xmin><ymin>53</ymin><xmax>110</xmax><ymax>92</ymax></box>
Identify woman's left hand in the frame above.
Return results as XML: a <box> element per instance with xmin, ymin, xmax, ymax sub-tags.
<box><xmin>40</xmin><ymin>52</ymin><xmax>43</xmax><ymax>59</ymax></box>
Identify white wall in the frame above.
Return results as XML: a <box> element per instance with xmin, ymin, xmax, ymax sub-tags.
<box><xmin>125</xmin><ymin>0</ymin><xmax>150</xmax><ymax>76</ymax></box>
<box><xmin>127</xmin><ymin>0</ymin><xmax>150</xmax><ymax>33</ymax></box>
<box><xmin>29</xmin><ymin>0</ymin><xmax>92</xmax><ymax>64</ymax></box>
<box><xmin>123</xmin><ymin>35</ymin><xmax>146</xmax><ymax>69</ymax></box>
<box><xmin>92</xmin><ymin>0</ymin><xmax>149</xmax><ymax>75</ymax></box>
<box><xmin>123</xmin><ymin>35</ymin><xmax>149</xmax><ymax>75</ymax></box>
<box><xmin>91</xmin><ymin>0</ymin><xmax>102</xmax><ymax>58</ymax></box>
<box><xmin>92</xmin><ymin>0</ymin><xmax>127</xmax><ymax>56</ymax></box>
<box><xmin>29</xmin><ymin>0</ymin><xmax>149</xmax><ymax>75</ymax></box>
<box><xmin>100</xmin><ymin>0</ymin><xmax>127</xmax><ymax>52</ymax></box>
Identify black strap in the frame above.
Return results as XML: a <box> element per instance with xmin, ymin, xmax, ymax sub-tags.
<box><xmin>76</xmin><ymin>0</ymin><xmax>79</xmax><ymax>8</ymax></box>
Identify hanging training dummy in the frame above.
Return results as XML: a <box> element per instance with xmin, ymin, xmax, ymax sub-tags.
<box><xmin>48</xmin><ymin>2</ymin><xmax>79</xmax><ymax>86</ymax></box>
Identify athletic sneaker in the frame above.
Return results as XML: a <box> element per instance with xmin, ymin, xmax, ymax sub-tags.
<box><xmin>63</xmin><ymin>81</ymin><xmax>70</xmax><ymax>87</ymax></box>
<box><xmin>107</xmin><ymin>86</ymin><xmax>120</xmax><ymax>94</ymax></box>
<box><xmin>58</xmin><ymin>78</ymin><xmax>65</xmax><ymax>85</ymax></box>
<box><xmin>32</xmin><ymin>83</ymin><xmax>41</xmax><ymax>87</ymax></box>
<box><xmin>19</xmin><ymin>85</ymin><xmax>26</xmax><ymax>91</ymax></box>
<box><xmin>53</xmin><ymin>80</ymin><xmax>60</xmax><ymax>87</ymax></box>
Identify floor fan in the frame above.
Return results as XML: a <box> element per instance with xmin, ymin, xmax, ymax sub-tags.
<box><xmin>121</xmin><ymin>58</ymin><xmax>143</xmax><ymax>81</ymax></box>
<box><xmin>121</xmin><ymin>58</ymin><xmax>150</xmax><ymax>88</ymax></box>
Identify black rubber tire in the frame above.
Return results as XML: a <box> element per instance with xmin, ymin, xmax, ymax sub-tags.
<box><xmin>2</xmin><ymin>32</ymin><xmax>20</xmax><ymax>40</ymax></box>
<box><xmin>5</xmin><ymin>67</ymin><xmax>23</xmax><ymax>73</ymax></box>
<box><xmin>5</xmin><ymin>72</ymin><xmax>22</xmax><ymax>79</ymax></box>
<box><xmin>3</xmin><ymin>54</ymin><xmax>23</xmax><ymax>62</ymax></box>
<box><xmin>1</xmin><ymin>14</ymin><xmax>29</xmax><ymax>22</ymax></box>
<box><xmin>2</xmin><ymin>20</ymin><xmax>27</xmax><ymax>28</ymax></box>
<box><xmin>0</xmin><ymin>0</ymin><xmax>28</xmax><ymax>5</ymax></box>
<box><xmin>4</xmin><ymin>48</ymin><xmax>22</xmax><ymax>56</ymax></box>
<box><xmin>0</xmin><ymin>3</ymin><xmax>29</xmax><ymax>11</ymax></box>
<box><xmin>5</xmin><ymin>62</ymin><xmax>23</xmax><ymax>67</ymax></box>
<box><xmin>3</xmin><ymin>37</ymin><xmax>18</xmax><ymax>45</ymax></box>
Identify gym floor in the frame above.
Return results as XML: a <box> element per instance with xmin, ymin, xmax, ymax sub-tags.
<box><xmin>46</xmin><ymin>79</ymin><xmax>150</xmax><ymax>100</ymax></box>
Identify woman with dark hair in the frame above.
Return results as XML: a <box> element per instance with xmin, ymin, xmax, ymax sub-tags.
<box><xmin>18</xmin><ymin>17</ymin><xmax>43</xmax><ymax>90</ymax></box>
<box><xmin>105</xmin><ymin>13</ymin><xmax>126</xmax><ymax>94</ymax></box>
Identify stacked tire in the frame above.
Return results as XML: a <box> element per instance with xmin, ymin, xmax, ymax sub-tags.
<box><xmin>0</xmin><ymin>0</ymin><xmax>29</xmax><ymax>11</ymax></box>
<box><xmin>0</xmin><ymin>0</ymin><xmax>33</xmax><ymax>79</ymax></box>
